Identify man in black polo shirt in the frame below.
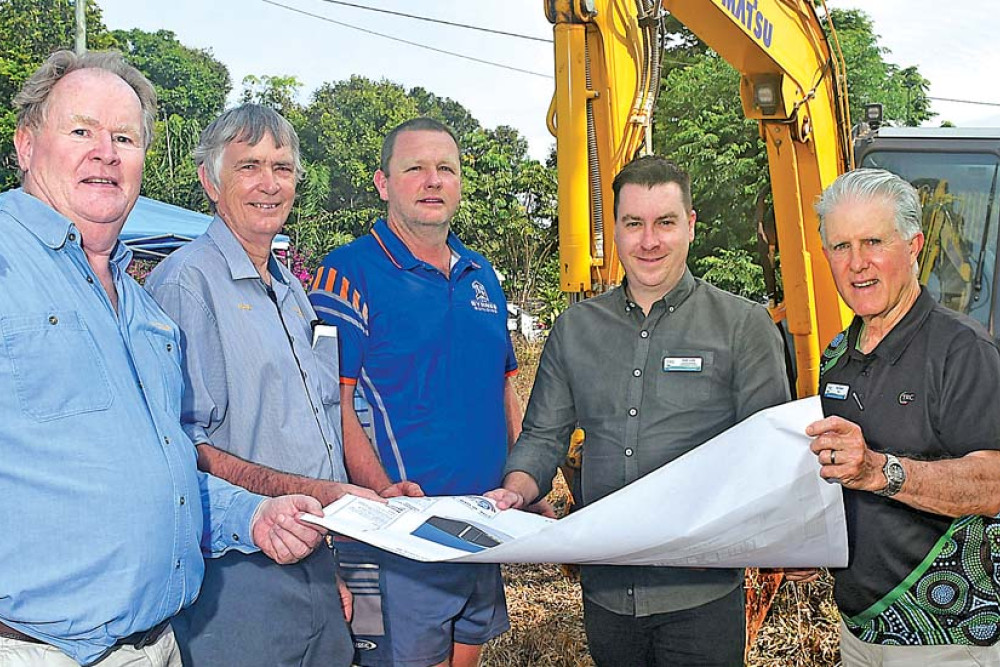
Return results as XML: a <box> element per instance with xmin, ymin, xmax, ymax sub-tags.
<box><xmin>801</xmin><ymin>168</ymin><xmax>1000</xmax><ymax>665</ymax></box>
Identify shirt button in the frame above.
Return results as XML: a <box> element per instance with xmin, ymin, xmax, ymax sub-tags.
<box><xmin>86</xmin><ymin>276</ymin><xmax>94</xmax><ymax>284</ymax></box>
<box><xmin>48</xmin><ymin>315</ymin><xmax>58</xmax><ymax>325</ymax></box>
<box><xmin>175</xmin><ymin>560</ymin><xmax>181</xmax><ymax>569</ymax></box>
<box><xmin>166</xmin><ymin>343</ymin><xmax>173</xmax><ymax>352</ymax></box>
<box><xmin>164</xmin><ymin>437</ymin><xmax>171</xmax><ymax>445</ymax></box>
<box><xmin>232</xmin><ymin>533</ymin><xmax>241</xmax><ymax>542</ymax></box>
<box><xmin>179</xmin><ymin>496</ymin><xmax>185</xmax><ymax>505</ymax></box>
<box><xmin>628</xmin><ymin>408</ymin><xmax>638</xmax><ymax>417</ymax></box>
<box><xmin>640</xmin><ymin>330</ymin><xmax>649</xmax><ymax>338</ymax></box>
<box><xmin>138</xmin><ymin>381</ymin><xmax>144</xmax><ymax>390</ymax></box>
<box><xmin>668</xmin><ymin>306</ymin><xmax>675</xmax><ymax>313</ymax></box>
<box><xmin>627</xmin><ymin>587</ymin><xmax>634</xmax><ymax>596</ymax></box>
<box><xmin>625</xmin><ymin>448</ymin><xmax>633</xmax><ymax>457</ymax></box>
<box><xmin>68</xmin><ymin>232</ymin><xmax>76</xmax><ymax>242</ymax></box>
<box><xmin>633</xmin><ymin>369</ymin><xmax>642</xmax><ymax>377</ymax></box>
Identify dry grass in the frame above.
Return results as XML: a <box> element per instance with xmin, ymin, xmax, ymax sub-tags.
<box><xmin>486</xmin><ymin>340</ymin><xmax>842</xmax><ymax>666</ymax></box>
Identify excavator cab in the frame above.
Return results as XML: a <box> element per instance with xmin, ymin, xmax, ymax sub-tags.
<box><xmin>854</xmin><ymin>127</ymin><xmax>1000</xmax><ymax>337</ymax></box>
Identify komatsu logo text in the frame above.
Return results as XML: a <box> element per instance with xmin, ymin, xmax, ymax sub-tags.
<box><xmin>720</xmin><ymin>0</ymin><xmax>774</xmax><ymax>48</ymax></box>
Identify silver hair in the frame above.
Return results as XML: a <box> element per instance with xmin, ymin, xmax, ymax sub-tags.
<box><xmin>194</xmin><ymin>104</ymin><xmax>303</xmax><ymax>191</ymax></box>
<box><xmin>14</xmin><ymin>50</ymin><xmax>157</xmax><ymax>149</ymax></box>
<box><xmin>815</xmin><ymin>168</ymin><xmax>922</xmax><ymax>245</ymax></box>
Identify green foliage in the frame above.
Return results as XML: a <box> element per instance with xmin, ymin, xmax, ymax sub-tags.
<box><xmin>298</xmin><ymin>76</ymin><xmax>419</xmax><ymax>237</ymax></box>
<box><xmin>0</xmin><ymin>0</ymin><xmax>114</xmax><ymax>188</ymax></box>
<box><xmin>239</xmin><ymin>74</ymin><xmax>306</xmax><ymax>126</ymax></box>
<box><xmin>829</xmin><ymin>9</ymin><xmax>932</xmax><ymax>126</ymax></box>
<box><xmin>112</xmin><ymin>28</ymin><xmax>230</xmax><ymax>126</ymax></box>
<box><xmin>142</xmin><ymin>113</ymin><xmax>206</xmax><ymax>211</ymax></box>
<box><xmin>455</xmin><ymin>125</ymin><xmax>557</xmax><ymax>307</ymax></box>
<box><xmin>696</xmin><ymin>248</ymin><xmax>766</xmax><ymax>299</ymax></box>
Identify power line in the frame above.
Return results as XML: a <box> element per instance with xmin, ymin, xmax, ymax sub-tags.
<box><xmin>311</xmin><ymin>0</ymin><xmax>552</xmax><ymax>44</ymax></box>
<box><xmin>928</xmin><ymin>96</ymin><xmax>1000</xmax><ymax>109</ymax></box>
<box><xmin>262</xmin><ymin>0</ymin><xmax>552</xmax><ymax>79</ymax></box>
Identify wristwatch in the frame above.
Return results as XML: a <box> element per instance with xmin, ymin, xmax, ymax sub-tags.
<box><xmin>873</xmin><ymin>453</ymin><xmax>905</xmax><ymax>497</ymax></box>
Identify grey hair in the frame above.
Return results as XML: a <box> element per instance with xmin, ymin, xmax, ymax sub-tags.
<box><xmin>816</xmin><ymin>168</ymin><xmax>922</xmax><ymax>245</ymax></box>
<box><xmin>380</xmin><ymin>117</ymin><xmax>460</xmax><ymax>174</ymax></box>
<box><xmin>194</xmin><ymin>104</ymin><xmax>303</xmax><ymax>190</ymax></box>
<box><xmin>14</xmin><ymin>50</ymin><xmax>158</xmax><ymax>149</ymax></box>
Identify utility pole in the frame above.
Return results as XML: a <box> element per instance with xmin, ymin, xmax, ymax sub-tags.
<box><xmin>75</xmin><ymin>0</ymin><xmax>86</xmax><ymax>54</ymax></box>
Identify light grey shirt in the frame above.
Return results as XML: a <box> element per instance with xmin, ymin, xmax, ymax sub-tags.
<box><xmin>146</xmin><ymin>217</ymin><xmax>347</xmax><ymax>482</ymax></box>
<box><xmin>505</xmin><ymin>269</ymin><xmax>789</xmax><ymax>616</ymax></box>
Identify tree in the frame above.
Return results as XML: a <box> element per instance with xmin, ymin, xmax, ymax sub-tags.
<box><xmin>112</xmin><ymin>28</ymin><xmax>230</xmax><ymax>127</ymax></box>
<box><xmin>0</xmin><ymin>0</ymin><xmax>115</xmax><ymax>188</ymax></box>
<box><xmin>141</xmin><ymin>113</ymin><xmax>206</xmax><ymax>211</ymax></box>
<box><xmin>240</xmin><ymin>74</ymin><xmax>305</xmax><ymax>124</ymax></box>
<box><xmin>650</xmin><ymin>7</ymin><xmax>934</xmax><ymax>298</ymax></box>
<box><xmin>456</xmin><ymin>125</ymin><xmax>557</xmax><ymax>307</ymax></box>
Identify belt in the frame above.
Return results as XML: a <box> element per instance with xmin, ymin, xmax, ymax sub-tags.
<box><xmin>0</xmin><ymin>619</ymin><xmax>170</xmax><ymax>650</ymax></box>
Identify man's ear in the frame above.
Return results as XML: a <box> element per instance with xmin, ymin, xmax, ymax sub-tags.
<box><xmin>13</xmin><ymin>126</ymin><xmax>34</xmax><ymax>172</ymax></box>
<box><xmin>374</xmin><ymin>169</ymin><xmax>389</xmax><ymax>202</ymax></box>
<box><xmin>198</xmin><ymin>163</ymin><xmax>220</xmax><ymax>203</ymax></box>
<box><xmin>687</xmin><ymin>208</ymin><xmax>697</xmax><ymax>242</ymax></box>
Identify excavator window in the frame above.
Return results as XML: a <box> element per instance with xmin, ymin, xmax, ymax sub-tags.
<box><xmin>860</xmin><ymin>151</ymin><xmax>1000</xmax><ymax>334</ymax></box>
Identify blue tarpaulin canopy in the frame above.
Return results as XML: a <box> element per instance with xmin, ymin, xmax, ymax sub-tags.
<box><xmin>121</xmin><ymin>196</ymin><xmax>289</xmax><ymax>260</ymax></box>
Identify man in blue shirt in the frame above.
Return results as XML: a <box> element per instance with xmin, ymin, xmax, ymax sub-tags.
<box><xmin>146</xmin><ymin>104</ymin><xmax>382</xmax><ymax>667</ymax></box>
<box><xmin>0</xmin><ymin>51</ymin><xmax>327</xmax><ymax>667</ymax></box>
<box><xmin>309</xmin><ymin>118</ymin><xmax>521</xmax><ymax>667</ymax></box>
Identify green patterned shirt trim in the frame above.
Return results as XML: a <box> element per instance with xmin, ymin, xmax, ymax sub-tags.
<box><xmin>843</xmin><ymin>516</ymin><xmax>1000</xmax><ymax>646</ymax></box>
<box><xmin>820</xmin><ymin>328</ymin><xmax>850</xmax><ymax>376</ymax></box>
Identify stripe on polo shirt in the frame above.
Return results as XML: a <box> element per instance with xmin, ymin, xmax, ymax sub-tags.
<box><xmin>359</xmin><ymin>367</ymin><xmax>407</xmax><ymax>482</ymax></box>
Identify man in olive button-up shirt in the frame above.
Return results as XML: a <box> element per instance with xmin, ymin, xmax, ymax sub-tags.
<box><xmin>488</xmin><ymin>157</ymin><xmax>789</xmax><ymax>666</ymax></box>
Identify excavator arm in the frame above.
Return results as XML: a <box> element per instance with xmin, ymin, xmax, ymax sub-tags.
<box><xmin>547</xmin><ymin>0</ymin><xmax>855</xmax><ymax>397</ymax></box>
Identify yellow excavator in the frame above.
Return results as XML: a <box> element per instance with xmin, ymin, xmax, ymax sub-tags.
<box><xmin>543</xmin><ymin>0</ymin><xmax>1000</xmax><ymax>646</ymax></box>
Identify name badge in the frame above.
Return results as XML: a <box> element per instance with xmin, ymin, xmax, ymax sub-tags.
<box><xmin>823</xmin><ymin>383</ymin><xmax>849</xmax><ymax>400</ymax></box>
<box><xmin>663</xmin><ymin>356</ymin><xmax>703</xmax><ymax>372</ymax></box>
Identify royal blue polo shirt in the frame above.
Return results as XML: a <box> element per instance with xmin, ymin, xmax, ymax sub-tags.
<box><xmin>308</xmin><ymin>218</ymin><xmax>517</xmax><ymax>496</ymax></box>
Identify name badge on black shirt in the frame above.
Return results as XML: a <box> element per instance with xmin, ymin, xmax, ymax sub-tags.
<box><xmin>663</xmin><ymin>356</ymin><xmax>703</xmax><ymax>372</ymax></box>
<box><xmin>824</xmin><ymin>383</ymin><xmax>849</xmax><ymax>400</ymax></box>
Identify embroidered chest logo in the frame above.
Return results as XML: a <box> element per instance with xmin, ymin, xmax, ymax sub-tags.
<box><xmin>898</xmin><ymin>392</ymin><xmax>916</xmax><ymax>405</ymax></box>
<box><xmin>470</xmin><ymin>280</ymin><xmax>498</xmax><ymax>314</ymax></box>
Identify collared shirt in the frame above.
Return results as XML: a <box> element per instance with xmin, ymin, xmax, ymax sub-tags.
<box><xmin>146</xmin><ymin>217</ymin><xmax>347</xmax><ymax>481</ymax></box>
<box><xmin>309</xmin><ymin>218</ymin><xmax>517</xmax><ymax>496</ymax></box>
<box><xmin>819</xmin><ymin>288</ymin><xmax>1000</xmax><ymax>644</ymax></box>
<box><xmin>0</xmin><ymin>189</ymin><xmax>262</xmax><ymax>666</ymax></box>
<box><xmin>505</xmin><ymin>270</ymin><xmax>789</xmax><ymax>616</ymax></box>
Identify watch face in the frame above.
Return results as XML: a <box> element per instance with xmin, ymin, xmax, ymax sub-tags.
<box><xmin>887</xmin><ymin>461</ymin><xmax>905</xmax><ymax>484</ymax></box>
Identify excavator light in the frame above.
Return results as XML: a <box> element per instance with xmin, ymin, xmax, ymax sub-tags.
<box><xmin>752</xmin><ymin>75</ymin><xmax>780</xmax><ymax>116</ymax></box>
<box><xmin>865</xmin><ymin>103</ymin><xmax>884</xmax><ymax>129</ymax></box>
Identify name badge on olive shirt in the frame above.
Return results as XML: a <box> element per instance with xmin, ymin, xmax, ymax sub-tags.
<box><xmin>663</xmin><ymin>356</ymin><xmax>703</xmax><ymax>372</ymax></box>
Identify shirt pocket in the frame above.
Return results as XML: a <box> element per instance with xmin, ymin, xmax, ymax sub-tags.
<box><xmin>140</xmin><ymin>327</ymin><xmax>184</xmax><ymax>417</ymax></box>
<box><xmin>2</xmin><ymin>310</ymin><xmax>113</xmax><ymax>421</ymax></box>
<box><xmin>656</xmin><ymin>349</ymin><xmax>717</xmax><ymax>405</ymax></box>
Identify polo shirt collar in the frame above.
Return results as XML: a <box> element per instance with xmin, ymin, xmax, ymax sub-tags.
<box><xmin>370</xmin><ymin>218</ymin><xmax>481</xmax><ymax>271</ymax></box>
<box><xmin>3</xmin><ymin>187</ymin><xmax>133</xmax><ymax>268</ymax></box>
<box><xmin>618</xmin><ymin>268</ymin><xmax>696</xmax><ymax>314</ymax></box>
<box><xmin>846</xmin><ymin>287</ymin><xmax>935</xmax><ymax>365</ymax></box>
<box><xmin>205</xmin><ymin>215</ymin><xmax>286</xmax><ymax>285</ymax></box>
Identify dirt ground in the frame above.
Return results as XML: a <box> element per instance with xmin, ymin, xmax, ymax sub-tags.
<box><xmin>484</xmin><ymin>340</ymin><xmax>842</xmax><ymax>666</ymax></box>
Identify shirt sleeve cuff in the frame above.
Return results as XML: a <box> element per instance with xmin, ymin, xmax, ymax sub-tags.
<box><xmin>199</xmin><ymin>471</ymin><xmax>265</xmax><ymax>557</ymax></box>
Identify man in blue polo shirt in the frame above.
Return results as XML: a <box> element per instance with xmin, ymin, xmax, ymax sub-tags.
<box><xmin>309</xmin><ymin>117</ymin><xmax>520</xmax><ymax>667</ymax></box>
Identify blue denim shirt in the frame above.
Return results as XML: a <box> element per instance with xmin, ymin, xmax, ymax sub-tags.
<box><xmin>0</xmin><ymin>189</ymin><xmax>263</xmax><ymax>666</ymax></box>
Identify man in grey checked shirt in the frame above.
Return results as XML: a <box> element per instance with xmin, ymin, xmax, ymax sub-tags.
<box><xmin>487</xmin><ymin>156</ymin><xmax>789</xmax><ymax>666</ymax></box>
<box><xmin>146</xmin><ymin>104</ymin><xmax>380</xmax><ymax>667</ymax></box>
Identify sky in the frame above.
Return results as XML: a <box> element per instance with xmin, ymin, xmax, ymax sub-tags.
<box><xmin>95</xmin><ymin>0</ymin><xmax>1000</xmax><ymax>161</ymax></box>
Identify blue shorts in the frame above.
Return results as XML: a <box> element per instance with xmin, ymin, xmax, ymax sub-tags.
<box><xmin>337</xmin><ymin>540</ymin><xmax>509</xmax><ymax>666</ymax></box>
